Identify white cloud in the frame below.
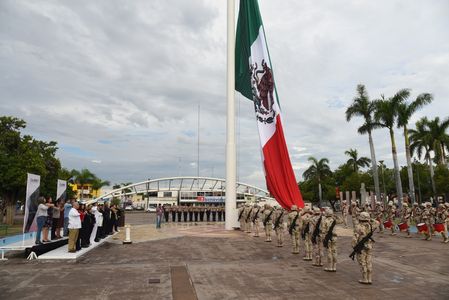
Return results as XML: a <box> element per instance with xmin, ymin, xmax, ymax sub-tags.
<box><xmin>1</xmin><ymin>0</ymin><xmax>448</xmax><ymax>189</ymax></box>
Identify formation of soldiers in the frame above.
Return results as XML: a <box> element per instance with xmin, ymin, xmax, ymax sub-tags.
<box><xmin>238</xmin><ymin>199</ymin><xmax>449</xmax><ymax>285</ymax></box>
<box><xmin>162</xmin><ymin>205</ymin><xmax>226</xmax><ymax>223</ymax></box>
<box><xmin>341</xmin><ymin>200</ymin><xmax>449</xmax><ymax>243</ymax></box>
<box><xmin>238</xmin><ymin>203</ymin><xmax>358</xmax><ymax>278</ymax></box>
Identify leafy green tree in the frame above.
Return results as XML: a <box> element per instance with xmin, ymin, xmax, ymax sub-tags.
<box><xmin>303</xmin><ymin>157</ymin><xmax>332</xmax><ymax>207</ymax></box>
<box><xmin>0</xmin><ymin>117</ymin><xmax>53</xmax><ymax>224</ymax></box>
<box><xmin>410</xmin><ymin>118</ymin><xmax>437</xmax><ymax>197</ymax></box>
<box><xmin>424</xmin><ymin>117</ymin><xmax>449</xmax><ymax>165</ymax></box>
<box><xmin>397</xmin><ymin>93</ymin><xmax>433</xmax><ymax>203</ymax></box>
<box><xmin>346</xmin><ymin>84</ymin><xmax>381</xmax><ymax>202</ymax></box>
<box><xmin>72</xmin><ymin>168</ymin><xmax>95</xmax><ymax>199</ymax></box>
<box><xmin>374</xmin><ymin>89</ymin><xmax>410</xmax><ymax>208</ymax></box>
<box><xmin>344</xmin><ymin>148</ymin><xmax>371</xmax><ymax>172</ymax></box>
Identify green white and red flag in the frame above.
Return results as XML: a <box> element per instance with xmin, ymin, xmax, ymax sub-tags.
<box><xmin>235</xmin><ymin>0</ymin><xmax>304</xmax><ymax>209</ymax></box>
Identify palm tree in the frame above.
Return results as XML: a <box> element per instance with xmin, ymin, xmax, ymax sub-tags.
<box><xmin>374</xmin><ymin>89</ymin><xmax>410</xmax><ymax>209</ymax></box>
<box><xmin>425</xmin><ymin>117</ymin><xmax>449</xmax><ymax>165</ymax></box>
<box><xmin>303</xmin><ymin>157</ymin><xmax>333</xmax><ymax>207</ymax></box>
<box><xmin>344</xmin><ymin>148</ymin><xmax>371</xmax><ymax>172</ymax></box>
<box><xmin>73</xmin><ymin>168</ymin><xmax>95</xmax><ymax>200</ymax></box>
<box><xmin>397</xmin><ymin>93</ymin><xmax>433</xmax><ymax>204</ymax></box>
<box><xmin>345</xmin><ymin>84</ymin><xmax>381</xmax><ymax>202</ymax></box>
<box><xmin>91</xmin><ymin>177</ymin><xmax>110</xmax><ymax>198</ymax></box>
<box><xmin>409</xmin><ymin>118</ymin><xmax>436</xmax><ymax>197</ymax></box>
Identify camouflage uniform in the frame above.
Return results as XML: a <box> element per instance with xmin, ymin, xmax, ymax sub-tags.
<box><xmin>436</xmin><ymin>204</ymin><xmax>448</xmax><ymax>243</ymax></box>
<box><xmin>385</xmin><ymin>202</ymin><xmax>396</xmax><ymax>235</ymax></box>
<box><xmin>273</xmin><ymin>207</ymin><xmax>285</xmax><ymax>247</ymax></box>
<box><xmin>237</xmin><ymin>204</ymin><xmax>245</xmax><ymax>230</ymax></box>
<box><xmin>310</xmin><ymin>208</ymin><xmax>323</xmax><ymax>267</ymax></box>
<box><xmin>374</xmin><ymin>202</ymin><xmax>384</xmax><ymax>233</ymax></box>
<box><xmin>251</xmin><ymin>205</ymin><xmax>261</xmax><ymax>237</ymax></box>
<box><xmin>421</xmin><ymin>202</ymin><xmax>434</xmax><ymax>240</ymax></box>
<box><xmin>351</xmin><ymin>202</ymin><xmax>361</xmax><ymax>231</ymax></box>
<box><xmin>287</xmin><ymin>205</ymin><xmax>302</xmax><ymax>254</ymax></box>
<box><xmin>352</xmin><ymin>212</ymin><xmax>379</xmax><ymax>284</ymax></box>
<box><xmin>302</xmin><ymin>207</ymin><xmax>313</xmax><ymax>261</ymax></box>
<box><xmin>321</xmin><ymin>209</ymin><xmax>342</xmax><ymax>272</ymax></box>
<box><xmin>341</xmin><ymin>200</ymin><xmax>348</xmax><ymax>228</ymax></box>
<box><xmin>400</xmin><ymin>203</ymin><xmax>412</xmax><ymax>237</ymax></box>
<box><xmin>411</xmin><ymin>203</ymin><xmax>422</xmax><ymax>227</ymax></box>
<box><xmin>244</xmin><ymin>205</ymin><xmax>253</xmax><ymax>233</ymax></box>
<box><xmin>262</xmin><ymin>205</ymin><xmax>274</xmax><ymax>242</ymax></box>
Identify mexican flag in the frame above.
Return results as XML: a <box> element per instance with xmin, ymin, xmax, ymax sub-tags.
<box><xmin>235</xmin><ymin>0</ymin><xmax>304</xmax><ymax>209</ymax></box>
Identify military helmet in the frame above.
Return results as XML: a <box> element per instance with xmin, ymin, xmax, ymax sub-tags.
<box><xmin>438</xmin><ymin>203</ymin><xmax>445</xmax><ymax>208</ymax></box>
<box><xmin>313</xmin><ymin>207</ymin><xmax>321</xmax><ymax>215</ymax></box>
<box><xmin>359</xmin><ymin>212</ymin><xmax>370</xmax><ymax>221</ymax></box>
<box><xmin>388</xmin><ymin>201</ymin><xmax>393</xmax><ymax>207</ymax></box>
<box><xmin>342</xmin><ymin>200</ymin><xmax>347</xmax><ymax>203</ymax></box>
<box><xmin>425</xmin><ymin>202</ymin><xmax>432</xmax><ymax>207</ymax></box>
<box><xmin>444</xmin><ymin>203</ymin><xmax>449</xmax><ymax>208</ymax></box>
<box><xmin>413</xmin><ymin>202</ymin><xmax>418</xmax><ymax>206</ymax></box>
<box><xmin>325</xmin><ymin>208</ymin><xmax>334</xmax><ymax>217</ymax></box>
<box><xmin>351</xmin><ymin>201</ymin><xmax>357</xmax><ymax>206</ymax></box>
<box><xmin>402</xmin><ymin>203</ymin><xmax>408</xmax><ymax>207</ymax></box>
<box><xmin>302</xmin><ymin>206</ymin><xmax>310</xmax><ymax>213</ymax></box>
<box><xmin>291</xmin><ymin>205</ymin><xmax>298</xmax><ymax>211</ymax></box>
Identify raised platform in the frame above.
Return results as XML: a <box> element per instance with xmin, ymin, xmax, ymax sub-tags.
<box><xmin>38</xmin><ymin>233</ymin><xmax>118</xmax><ymax>260</ymax></box>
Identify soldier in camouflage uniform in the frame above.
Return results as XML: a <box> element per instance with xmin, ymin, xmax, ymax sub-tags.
<box><xmin>262</xmin><ymin>204</ymin><xmax>274</xmax><ymax>242</ymax></box>
<box><xmin>400</xmin><ymin>202</ymin><xmax>412</xmax><ymax>237</ymax></box>
<box><xmin>411</xmin><ymin>202</ymin><xmax>422</xmax><ymax>231</ymax></box>
<box><xmin>341</xmin><ymin>200</ymin><xmax>348</xmax><ymax>228</ymax></box>
<box><xmin>251</xmin><ymin>204</ymin><xmax>261</xmax><ymax>237</ymax></box>
<box><xmin>351</xmin><ymin>201</ymin><xmax>361</xmax><ymax>231</ymax></box>
<box><xmin>237</xmin><ymin>204</ymin><xmax>245</xmax><ymax>230</ymax></box>
<box><xmin>436</xmin><ymin>204</ymin><xmax>448</xmax><ymax>243</ymax></box>
<box><xmin>321</xmin><ymin>208</ymin><xmax>342</xmax><ymax>272</ymax></box>
<box><xmin>273</xmin><ymin>206</ymin><xmax>285</xmax><ymax>247</ymax></box>
<box><xmin>287</xmin><ymin>205</ymin><xmax>302</xmax><ymax>254</ymax></box>
<box><xmin>310</xmin><ymin>208</ymin><xmax>323</xmax><ymax>267</ymax></box>
<box><xmin>244</xmin><ymin>204</ymin><xmax>253</xmax><ymax>233</ymax></box>
<box><xmin>385</xmin><ymin>202</ymin><xmax>396</xmax><ymax>235</ymax></box>
<box><xmin>374</xmin><ymin>202</ymin><xmax>384</xmax><ymax>233</ymax></box>
<box><xmin>352</xmin><ymin>212</ymin><xmax>379</xmax><ymax>284</ymax></box>
<box><xmin>421</xmin><ymin>202</ymin><xmax>434</xmax><ymax>241</ymax></box>
<box><xmin>301</xmin><ymin>206</ymin><xmax>313</xmax><ymax>261</ymax></box>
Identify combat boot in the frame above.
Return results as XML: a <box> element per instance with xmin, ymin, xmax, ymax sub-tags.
<box><xmin>367</xmin><ymin>271</ymin><xmax>372</xmax><ymax>284</ymax></box>
<box><xmin>358</xmin><ymin>271</ymin><xmax>369</xmax><ymax>284</ymax></box>
<box><xmin>332</xmin><ymin>262</ymin><xmax>337</xmax><ymax>272</ymax></box>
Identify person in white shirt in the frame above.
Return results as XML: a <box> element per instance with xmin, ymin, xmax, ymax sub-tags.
<box><xmin>68</xmin><ymin>202</ymin><xmax>81</xmax><ymax>253</ymax></box>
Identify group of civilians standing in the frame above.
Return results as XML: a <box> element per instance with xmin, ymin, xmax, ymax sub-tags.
<box><xmin>34</xmin><ymin>196</ymin><xmax>122</xmax><ymax>253</ymax></box>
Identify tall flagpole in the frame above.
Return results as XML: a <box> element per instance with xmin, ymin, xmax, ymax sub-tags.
<box><xmin>225</xmin><ymin>0</ymin><xmax>237</xmax><ymax>230</ymax></box>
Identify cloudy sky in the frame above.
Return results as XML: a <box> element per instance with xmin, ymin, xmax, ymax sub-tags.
<box><xmin>1</xmin><ymin>0</ymin><xmax>448</xmax><ymax>189</ymax></box>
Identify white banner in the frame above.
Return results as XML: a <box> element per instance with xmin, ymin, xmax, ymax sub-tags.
<box><xmin>23</xmin><ymin>173</ymin><xmax>41</xmax><ymax>233</ymax></box>
<box><xmin>56</xmin><ymin>179</ymin><xmax>67</xmax><ymax>203</ymax></box>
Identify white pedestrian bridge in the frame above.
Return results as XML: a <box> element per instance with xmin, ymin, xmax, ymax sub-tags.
<box><xmin>94</xmin><ymin>176</ymin><xmax>274</xmax><ymax>205</ymax></box>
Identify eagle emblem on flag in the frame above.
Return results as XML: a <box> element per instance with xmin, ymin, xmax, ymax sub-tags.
<box><xmin>250</xmin><ymin>59</ymin><xmax>275</xmax><ymax>124</ymax></box>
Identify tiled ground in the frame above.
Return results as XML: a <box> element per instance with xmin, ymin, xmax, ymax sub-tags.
<box><xmin>1</xmin><ymin>212</ymin><xmax>448</xmax><ymax>300</ymax></box>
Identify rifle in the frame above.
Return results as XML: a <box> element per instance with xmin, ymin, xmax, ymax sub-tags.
<box><xmin>252</xmin><ymin>209</ymin><xmax>260</xmax><ymax>224</ymax></box>
<box><xmin>349</xmin><ymin>223</ymin><xmax>375</xmax><ymax>260</ymax></box>
<box><xmin>245</xmin><ymin>208</ymin><xmax>253</xmax><ymax>222</ymax></box>
<box><xmin>323</xmin><ymin>219</ymin><xmax>336</xmax><ymax>248</ymax></box>
<box><xmin>288</xmin><ymin>212</ymin><xmax>299</xmax><ymax>235</ymax></box>
<box><xmin>238</xmin><ymin>209</ymin><xmax>244</xmax><ymax>221</ymax></box>
<box><xmin>301</xmin><ymin>222</ymin><xmax>310</xmax><ymax>240</ymax></box>
<box><xmin>311</xmin><ymin>216</ymin><xmax>322</xmax><ymax>245</ymax></box>
<box><xmin>274</xmin><ymin>211</ymin><xmax>284</xmax><ymax>230</ymax></box>
<box><xmin>263</xmin><ymin>209</ymin><xmax>274</xmax><ymax>227</ymax></box>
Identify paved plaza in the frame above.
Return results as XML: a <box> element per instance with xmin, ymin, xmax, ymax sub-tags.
<box><xmin>1</xmin><ymin>212</ymin><xmax>449</xmax><ymax>300</ymax></box>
